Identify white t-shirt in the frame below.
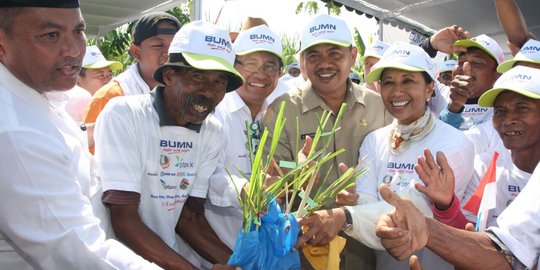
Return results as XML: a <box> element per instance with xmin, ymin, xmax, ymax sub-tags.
<box><xmin>490</xmin><ymin>164</ymin><xmax>540</xmax><ymax>269</ymax></box>
<box><xmin>464</xmin><ymin>120</ymin><xmax>505</xmax><ymax>155</ymax></box>
<box><xmin>461</xmin><ymin>149</ymin><xmax>531</xmax><ymax>228</ymax></box>
<box><xmin>0</xmin><ymin>63</ymin><xmax>157</xmax><ymax>269</ymax></box>
<box><xmin>459</xmin><ymin>104</ymin><xmax>493</xmax><ymax>131</ymax></box>
<box><xmin>357</xmin><ymin>120</ymin><xmax>474</xmax><ymax>201</ymax></box>
<box><xmin>356</xmin><ymin>119</ymin><xmax>474</xmax><ymax>270</ymax></box>
<box><xmin>95</xmin><ymin>92</ymin><xmax>222</xmax><ymax>266</ymax></box>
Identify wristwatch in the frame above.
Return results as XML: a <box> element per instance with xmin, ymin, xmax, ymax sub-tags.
<box><xmin>340</xmin><ymin>206</ymin><xmax>353</xmax><ymax>232</ymax></box>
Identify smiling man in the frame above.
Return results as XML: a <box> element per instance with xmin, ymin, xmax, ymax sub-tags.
<box><xmin>0</xmin><ymin>0</ymin><xmax>161</xmax><ymax>269</ymax></box>
<box><xmin>263</xmin><ymin>13</ymin><xmax>392</xmax><ymax>270</ymax></box>
<box><xmin>204</xmin><ymin>22</ymin><xmax>284</xmax><ymax>251</ymax></box>
<box><xmin>93</xmin><ymin>21</ymin><xmax>244</xmax><ymax>270</ymax></box>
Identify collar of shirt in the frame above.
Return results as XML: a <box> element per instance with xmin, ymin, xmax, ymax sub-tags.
<box><xmin>225</xmin><ymin>91</ymin><xmax>269</xmax><ymax>121</ymax></box>
<box><xmin>300</xmin><ymin>78</ymin><xmax>367</xmax><ymax>114</ymax></box>
<box><xmin>150</xmin><ymin>86</ymin><xmax>201</xmax><ymax>132</ymax></box>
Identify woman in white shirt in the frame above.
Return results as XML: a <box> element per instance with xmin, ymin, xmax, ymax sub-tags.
<box><xmin>354</xmin><ymin>42</ymin><xmax>475</xmax><ymax>270</ymax></box>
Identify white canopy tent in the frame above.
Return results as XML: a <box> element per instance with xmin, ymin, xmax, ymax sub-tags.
<box><xmin>80</xmin><ymin>0</ymin><xmax>190</xmax><ymax>37</ymax></box>
<box><xmin>331</xmin><ymin>0</ymin><xmax>540</xmax><ymax>57</ymax></box>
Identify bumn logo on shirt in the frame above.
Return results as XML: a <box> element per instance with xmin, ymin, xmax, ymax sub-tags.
<box><xmin>160</xmin><ymin>140</ymin><xmax>193</xmax><ymax>148</ymax></box>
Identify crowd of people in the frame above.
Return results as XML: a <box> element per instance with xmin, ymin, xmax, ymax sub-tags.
<box><xmin>0</xmin><ymin>0</ymin><xmax>538</xmax><ymax>270</ymax></box>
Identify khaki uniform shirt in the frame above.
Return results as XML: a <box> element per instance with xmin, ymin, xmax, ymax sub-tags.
<box><xmin>263</xmin><ymin>79</ymin><xmax>392</xmax><ymax>208</ymax></box>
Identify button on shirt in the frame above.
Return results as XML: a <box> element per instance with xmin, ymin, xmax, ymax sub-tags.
<box><xmin>0</xmin><ymin>63</ymin><xmax>158</xmax><ymax>269</ymax></box>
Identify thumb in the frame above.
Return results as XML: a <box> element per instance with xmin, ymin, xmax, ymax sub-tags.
<box><xmin>464</xmin><ymin>222</ymin><xmax>476</xmax><ymax>232</ymax></box>
<box><xmin>409</xmin><ymin>255</ymin><xmax>423</xmax><ymax>270</ymax></box>
<box><xmin>338</xmin><ymin>162</ymin><xmax>349</xmax><ymax>175</ymax></box>
<box><xmin>302</xmin><ymin>135</ymin><xmax>313</xmax><ymax>156</ymax></box>
<box><xmin>379</xmin><ymin>184</ymin><xmax>402</xmax><ymax>208</ymax></box>
<box><xmin>463</xmin><ymin>61</ymin><xmax>472</xmax><ymax>77</ymax></box>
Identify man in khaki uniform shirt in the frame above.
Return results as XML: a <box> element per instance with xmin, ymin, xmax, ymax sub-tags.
<box><xmin>263</xmin><ymin>14</ymin><xmax>392</xmax><ymax>270</ymax></box>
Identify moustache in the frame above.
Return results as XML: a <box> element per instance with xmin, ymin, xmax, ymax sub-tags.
<box><xmin>183</xmin><ymin>95</ymin><xmax>216</xmax><ymax>113</ymax></box>
<box><xmin>55</xmin><ymin>57</ymin><xmax>82</xmax><ymax>69</ymax></box>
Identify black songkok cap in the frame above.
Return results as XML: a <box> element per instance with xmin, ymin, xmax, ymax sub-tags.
<box><xmin>132</xmin><ymin>12</ymin><xmax>181</xmax><ymax>45</ymax></box>
<box><xmin>0</xmin><ymin>0</ymin><xmax>80</xmax><ymax>8</ymax></box>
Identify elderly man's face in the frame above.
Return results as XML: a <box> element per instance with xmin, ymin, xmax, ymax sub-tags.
<box><xmin>302</xmin><ymin>44</ymin><xmax>357</xmax><ymax>95</ymax></box>
<box><xmin>162</xmin><ymin>66</ymin><xmax>229</xmax><ymax>126</ymax></box>
<box><xmin>0</xmin><ymin>8</ymin><xmax>86</xmax><ymax>93</ymax></box>
<box><xmin>493</xmin><ymin>91</ymin><xmax>540</xmax><ymax>153</ymax></box>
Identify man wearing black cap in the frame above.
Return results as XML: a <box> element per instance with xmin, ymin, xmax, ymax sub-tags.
<box><xmin>94</xmin><ymin>21</ymin><xmax>244</xmax><ymax>270</ymax></box>
<box><xmin>0</xmin><ymin>1</ymin><xmax>159</xmax><ymax>269</ymax></box>
<box><xmin>83</xmin><ymin>11</ymin><xmax>181</xmax><ymax>153</ymax></box>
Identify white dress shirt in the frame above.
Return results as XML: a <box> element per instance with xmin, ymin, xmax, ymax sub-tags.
<box><xmin>0</xmin><ymin>63</ymin><xmax>159</xmax><ymax>269</ymax></box>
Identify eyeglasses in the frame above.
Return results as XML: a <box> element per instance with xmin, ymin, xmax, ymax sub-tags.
<box><xmin>235</xmin><ymin>60</ymin><xmax>280</xmax><ymax>77</ymax></box>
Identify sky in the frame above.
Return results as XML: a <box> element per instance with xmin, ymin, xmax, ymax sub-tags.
<box><xmin>200</xmin><ymin>0</ymin><xmax>380</xmax><ymax>43</ymax></box>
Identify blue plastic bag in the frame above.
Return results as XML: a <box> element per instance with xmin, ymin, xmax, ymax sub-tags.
<box><xmin>228</xmin><ymin>200</ymin><xmax>301</xmax><ymax>270</ymax></box>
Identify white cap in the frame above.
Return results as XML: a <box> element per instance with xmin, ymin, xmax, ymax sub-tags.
<box><xmin>299</xmin><ymin>14</ymin><xmax>352</xmax><ymax>53</ymax></box>
<box><xmin>479</xmin><ymin>65</ymin><xmax>540</xmax><ymax>107</ymax></box>
<box><xmin>366</xmin><ymin>42</ymin><xmax>436</xmax><ymax>83</ymax></box>
<box><xmin>153</xmin><ymin>21</ymin><xmax>244</xmax><ymax>91</ymax></box>
<box><xmin>497</xmin><ymin>39</ymin><xmax>540</xmax><ymax>73</ymax></box>
<box><xmin>361</xmin><ymin>39</ymin><xmax>391</xmax><ymax>61</ymax></box>
<box><xmin>438</xmin><ymin>59</ymin><xmax>457</xmax><ymax>73</ymax></box>
<box><xmin>82</xmin><ymin>45</ymin><xmax>122</xmax><ymax>70</ymax></box>
<box><xmin>233</xmin><ymin>25</ymin><xmax>283</xmax><ymax>59</ymax></box>
<box><xmin>454</xmin><ymin>34</ymin><xmax>505</xmax><ymax>65</ymax></box>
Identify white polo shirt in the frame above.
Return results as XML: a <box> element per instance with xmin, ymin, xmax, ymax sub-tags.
<box><xmin>205</xmin><ymin>91</ymin><xmax>268</xmax><ymax>249</ymax></box>
<box><xmin>0</xmin><ymin>63</ymin><xmax>158</xmax><ymax>269</ymax></box>
<box><xmin>95</xmin><ymin>88</ymin><xmax>221</xmax><ymax>264</ymax></box>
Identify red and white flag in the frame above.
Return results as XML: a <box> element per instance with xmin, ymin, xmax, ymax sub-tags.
<box><xmin>463</xmin><ymin>152</ymin><xmax>499</xmax><ymax>231</ymax></box>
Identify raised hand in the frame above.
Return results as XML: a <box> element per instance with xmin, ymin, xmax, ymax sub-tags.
<box><xmin>375</xmin><ymin>185</ymin><xmax>428</xmax><ymax>260</ymax></box>
<box><xmin>430</xmin><ymin>25</ymin><xmax>469</xmax><ymax>54</ymax></box>
<box><xmin>449</xmin><ymin>61</ymin><xmax>473</xmax><ymax>112</ymax></box>
<box><xmin>414</xmin><ymin>149</ymin><xmax>455</xmax><ymax>210</ymax></box>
